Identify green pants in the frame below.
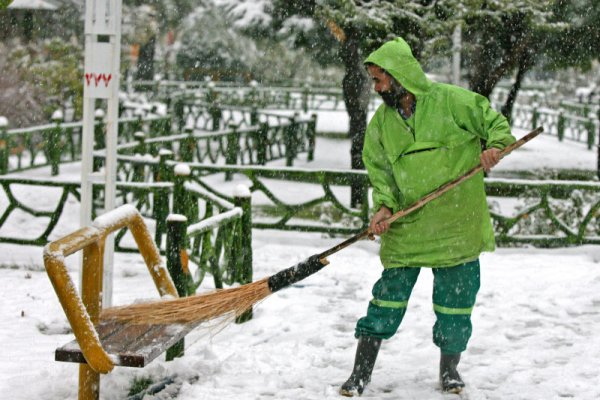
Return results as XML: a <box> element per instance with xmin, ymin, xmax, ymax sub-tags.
<box><xmin>355</xmin><ymin>260</ymin><xmax>480</xmax><ymax>354</ymax></box>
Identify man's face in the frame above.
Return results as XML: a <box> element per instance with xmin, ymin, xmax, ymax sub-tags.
<box><xmin>367</xmin><ymin>64</ymin><xmax>407</xmax><ymax>109</ymax></box>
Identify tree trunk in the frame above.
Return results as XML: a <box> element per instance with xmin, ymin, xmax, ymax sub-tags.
<box><xmin>340</xmin><ymin>30</ymin><xmax>370</xmax><ymax>208</ymax></box>
<box><xmin>468</xmin><ymin>38</ymin><xmax>530</xmax><ymax>98</ymax></box>
<box><xmin>135</xmin><ymin>35</ymin><xmax>156</xmax><ymax>81</ymax></box>
<box><xmin>501</xmin><ymin>52</ymin><xmax>532</xmax><ymax>121</ymax></box>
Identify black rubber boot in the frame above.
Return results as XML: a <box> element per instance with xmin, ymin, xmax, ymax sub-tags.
<box><xmin>440</xmin><ymin>353</ymin><xmax>465</xmax><ymax>394</ymax></box>
<box><xmin>339</xmin><ymin>336</ymin><xmax>382</xmax><ymax>397</ymax></box>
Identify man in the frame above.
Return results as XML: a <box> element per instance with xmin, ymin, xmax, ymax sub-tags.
<box><xmin>339</xmin><ymin>37</ymin><xmax>515</xmax><ymax>397</ymax></box>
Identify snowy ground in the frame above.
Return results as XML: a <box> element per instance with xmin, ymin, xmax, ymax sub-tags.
<box><xmin>1</xmin><ymin>120</ymin><xmax>600</xmax><ymax>399</ymax></box>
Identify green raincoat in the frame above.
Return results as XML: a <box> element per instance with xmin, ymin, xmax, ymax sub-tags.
<box><xmin>363</xmin><ymin>38</ymin><xmax>515</xmax><ymax>268</ymax></box>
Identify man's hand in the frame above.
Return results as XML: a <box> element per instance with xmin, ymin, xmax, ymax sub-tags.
<box><xmin>370</xmin><ymin>206</ymin><xmax>393</xmax><ymax>236</ymax></box>
<box><xmin>480</xmin><ymin>148</ymin><xmax>501</xmax><ymax>172</ymax></box>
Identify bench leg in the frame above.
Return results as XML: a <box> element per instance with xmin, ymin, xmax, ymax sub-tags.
<box><xmin>79</xmin><ymin>364</ymin><xmax>100</xmax><ymax>400</ymax></box>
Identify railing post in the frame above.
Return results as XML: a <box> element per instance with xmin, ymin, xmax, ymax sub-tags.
<box><xmin>174</xmin><ymin>96</ymin><xmax>185</xmax><ymax>132</ymax></box>
<box><xmin>248</xmin><ymin>80</ymin><xmax>259</xmax><ymax>107</ymax></box>
<box><xmin>173</xmin><ymin>163</ymin><xmax>195</xmax><ymax>223</ymax></box>
<box><xmin>132</xmin><ymin>132</ymin><xmax>146</xmax><ymax>192</ymax></box>
<box><xmin>308</xmin><ymin>113</ymin><xmax>317</xmax><ymax>162</ymax></box>
<box><xmin>134</xmin><ymin>131</ymin><xmax>146</xmax><ymax>155</ymax></box>
<box><xmin>234</xmin><ymin>184</ymin><xmax>253</xmax><ymax>324</ymax></box>
<box><xmin>284</xmin><ymin>90</ymin><xmax>291</xmax><ymax>108</ymax></box>
<box><xmin>153</xmin><ymin>149</ymin><xmax>174</xmax><ymax>248</ymax></box>
<box><xmin>284</xmin><ymin>114</ymin><xmax>298</xmax><ymax>167</ymax></box>
<box><xmin>531</xmin><ymin>103</ymin><xmax>539</xmax><ymax>131</ymax></box>
<box><xmin>250</xmin><ymin>106</ymin><xmax>258</xmax><ymax>126</ymax></box>
<box><xmin>157</xmin><ymin>149</ymin><xmax>175</xmax><ymax>183</ymax></box>
<box><xmin>302</xmin><ymin>83</ymin><xmax>309</xmax><ymax>113</ymax></box>
<box><xmin>585</xmin><ymin>115</ymin><xmax>595</xmax><ymax>150</ymax></box>
<box><xmin>49</xmin><ymin>109</ymin><xmax>63</xmax><ymax>176</ymax></box>
<box><xmin>165</xmin><ymin>214</ymin><xmax>190</xmax><ymax>360</ymax></box>
<box><xmin>0</xmin><ymin>116</ymin><xmax>9</xmax><ymax>174</ymax></box>
<box><xmin>207</xmin><ymin>82</ymin><xmax>222</xmax><ymax>131</ymax></box>
<box><xmin>180</xmin><ymin>126</ymin><xmax>195</xmax><ymax>162</ymax></box>
<box><xmin>225</xmin><ymin>123</ymin><xmax>239</xmax><ymax>181</ymax></box>
<box><xmin>257</xmin><ymin>122</ymin><xmax>268</xmax><ymax>165</ymax></box>
<box><xmin>210</xmin><ymin>105</ymin><xmax>222</xmax><ymax>132</ymax></box>
<box><xmin>150</xmin><ymin>116</ymin><xmax>171</xmax><ymax>143</ymax></box>
<box><xmin>133</xmin><ymin>108</ymin><xmax>144</xmax><ymax>134</ymax></box>
<box><xmin>557</xmin><ymin>108</ymin><xmax>565</xmax><ymax>142</ymax></box>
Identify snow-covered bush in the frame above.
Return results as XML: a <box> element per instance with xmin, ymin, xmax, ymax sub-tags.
<box><xmin>6</xmin><ymin>38</ymin><xmax>83</xmax><ymax>125</ymax></box>
<box><xmin>176</xmin><ymin>7</ymin><xmax>255</xmax><ymax>82</ymax></box>
<box><xmin>175</xmin><ymin>2</ymin><xmax>341</xmax><ymax>84</ymax></box>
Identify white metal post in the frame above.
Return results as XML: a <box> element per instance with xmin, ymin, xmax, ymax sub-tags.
<box><xmin>81</xmin><ymin>0</ymin><xmax>122</xmax><ymax>306</ymax></box>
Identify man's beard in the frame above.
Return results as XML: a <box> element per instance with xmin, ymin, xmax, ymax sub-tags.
<box><xmin>378</xmin><ymin>79</ymin><xmax>407</xmax><ymax>110</ymax></box>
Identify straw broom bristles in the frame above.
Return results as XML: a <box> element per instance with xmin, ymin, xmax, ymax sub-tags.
<box><xmin>100</xmin><ymin>278</ymin><xmax>271</xmax><ymax>324</ymax></box>
<box><xmin>100</xmin><ymin>254</ymin><xmax>328</xmax><ymax>325</ymax></box>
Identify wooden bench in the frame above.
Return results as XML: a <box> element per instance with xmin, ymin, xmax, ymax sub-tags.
<box><xmin>43</xmin><ymin>205</ymin><xmax>190</xmax><ymax>399</ymax></box>
<box><xmin>55</xmin><ymin>319</ymin><xmax>202</xmax><ymax>368</ymax></box>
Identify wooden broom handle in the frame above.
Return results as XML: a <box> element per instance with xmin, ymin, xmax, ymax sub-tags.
<box><xmin>318</xmin><ymin>126</ymin><xmax>544</xmax><ymax>261</ymax></box>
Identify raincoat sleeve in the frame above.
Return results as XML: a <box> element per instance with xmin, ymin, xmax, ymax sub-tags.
<box><xmin>362</xmin><ymin>117</ymin><xmax>401</xmax><ymax>213</ymax></box>
<box><xmin>451</xmin><ymin>90</ymin><xmax>516</xmax><ymax>150</ymax></box>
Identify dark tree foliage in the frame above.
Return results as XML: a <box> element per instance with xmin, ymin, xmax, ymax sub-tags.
<box><xmin>270</xmin><ymin>0</ymin><xmax>447</xmax><ymax>206</ymax></box>
<box><xmin>545</xmin><ymin>0</ymin><xmax>600</xmax><ymax>71</ymax></box>
<box><xmin>461</xmin><ymin>2</ymin><xmax>555</xmax><ymax>99</ymax></box>
<box><xmin>458</xmin><ymin>1</ymin><xmax>570</xmax><ymax>118</ymax></box>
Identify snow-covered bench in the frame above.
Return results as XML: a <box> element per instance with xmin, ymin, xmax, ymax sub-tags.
<box><xmin>55</xmin><ymin>318</ymin><xmax>201</xmax><ymax>368</ymax></box>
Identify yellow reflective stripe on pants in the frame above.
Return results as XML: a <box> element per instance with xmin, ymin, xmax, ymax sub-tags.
<box><xmin>371</xmin><ymin>298</ymin><xmax>409</xmax><ymax>309</ymax></box>
<box><xmin>433</xmin><ymin>304</ymin><xmax>473</xmax><ymax>315</ymax></box>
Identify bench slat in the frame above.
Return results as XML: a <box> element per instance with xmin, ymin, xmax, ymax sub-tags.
<box><xmin>55</xmin><ymin>318</ymin><xmax>201</xmax><ymax>368</ymax></box>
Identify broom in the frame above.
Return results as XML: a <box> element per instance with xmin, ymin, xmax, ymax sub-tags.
<box><xmin>101</xmin><ymin>127</ymin><xmax>543</xmax><ymax>325</ymax></box>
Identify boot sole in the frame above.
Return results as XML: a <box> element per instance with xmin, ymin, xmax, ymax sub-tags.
<box><xmin>339</xmin><ymin>388</ymin><xmax>360</xmax><ymax>397</ymax></box>
<box><xmin>442</xmin><ymin>386</ymin><xmax>464</xmax><ymax>395</ymax></box>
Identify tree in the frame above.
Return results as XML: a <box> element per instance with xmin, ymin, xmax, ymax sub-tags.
<box><xmin>270</xmin><ymin>0</ymin><xmax>449</xmax><ymax>206</ymax></box>
<box><xmin>2</xmin><ymin>39</ymin><xmax>83</xmax><ymax>126</ymax></box>
<box><xmin>456</xmin><ymin>1</ymin><xmax>567</xmax><ymax>117</ymax></box>
<box><xmin>176</xmin><ymin>6</ymin><xmax>254</xmax><ymax>81</ymax></box>
<box><xmin>544</xmin><ymin>0</ymin><xmax>600</xmax><ymax>73</ymax></box>
<box><xmin>123</xmin><ymin>0</ymin><xmax>198</xmax><ymax>80</ymax></box>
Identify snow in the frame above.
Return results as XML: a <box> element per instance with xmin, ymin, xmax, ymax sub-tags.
<box><xmin>213</xmin><ymin>0</ymin><xmax>272</xmax><ymax>29</ymax></box>
<box><xmin>1</xmin><ymin>118</ymin><xmax>600</xmax><ymax>398</ymax></box>
<box><xmin>174</xmin><ymin>163</ymin><xmax>191</xmax><ymax>176</ymax></box>
<box><xmin>92</xmin><ymin>204</ymin><xmax>139</xmax><ymax>230</ymax></box>
<box><xmin>187</xmin><ymin>208</ymin><xmax>243</xmax><ymax>236</ymax></box>
<box><xmin>2</xmin><ymin>236</ymin><xmax>600</xmax><ymax>399</ymax></box>
<box><xmin>7</xmin><ymin>0</ymin><xmax>57</xmax><ymax>10</ymax></box>
<box><xmin>167</xmin><ymin>214</ymin><xmax>188</xmax><ymax>223</ymax></box>
<box><xmin>184</xmin><ymin>182</ymin><xmax>236</xmax><ymax>210</ymax></box>
<box><xmin>51</xmin><ymin>109</ymin><xmax>63</xmax><ymax>121</ymax></box>
<box><xmin>233</xmin><ymin>183</ymin><xmax>251</xmax><ymax>198</ymax></box>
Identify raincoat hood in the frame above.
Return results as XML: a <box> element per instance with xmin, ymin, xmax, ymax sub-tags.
<box><xmin>364</xmin><ymin>37</ymin><xmax>432</xmax><ymax>98</ymax></box>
